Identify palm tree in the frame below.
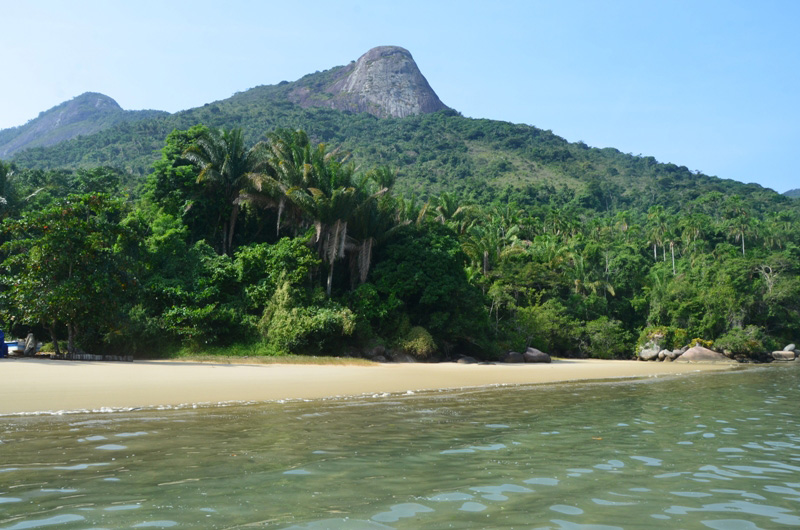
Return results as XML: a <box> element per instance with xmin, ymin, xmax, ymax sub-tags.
<box><xmin>422</xmin><ymin>191</ymin><xmax>478</xmax><ymax>234</ymax></box>
<box><xmin>462</xmin><ymin>219</ymin><xmax>523</xmax><ymax>278</ymax></box>
<box><xmin>242</xmin><ymin>129</ymin><xmax>315</xmax><ymax>237</ymax></box>
<box><xmin>570</xmin><ymin>253</ymin><xmax>615</xmax><ymax>297</ymax></box>
<box><xmin>183</xmin><ymin>127</ymin><xmax>263</xmax><ymax>255</ymax></box>
<box><xmin>286</xmin><ymin>150</ymin><xmax>356</xmax><ymax>296</ymax></box>
<box><xmin>646</xmin><ymin>205</ymin><xmax>668</xmax><ymax>261</ymax></box>
<box><xmin>725</xmin><ymin>215</ymin><xmax>754</xmax><ymax>256</ymax></box>
<box><xmin>343</xmin><ymin>169</ymin><xmax>399</xmax><ymax>287</ymax></box>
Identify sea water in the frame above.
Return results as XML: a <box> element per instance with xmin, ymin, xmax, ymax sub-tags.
<box><xmin>1</xmin><ymin>364</ymin><xmax>799</xmax><ymax>529</ymax></box>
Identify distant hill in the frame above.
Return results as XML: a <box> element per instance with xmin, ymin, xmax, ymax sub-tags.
<box><xmin>0</xmin><ymin>92</ymin><xmax>167</xmax><ymax>158</ymax></box>
<box><xmin>785</xmin><ymin>189</ymin><xmax>800</xmax><ymax>198</ymax></box>
<box><xmin>2</xmin><ymin>47</ymin><xmax>794</xmax><ymax>213</ymax></box>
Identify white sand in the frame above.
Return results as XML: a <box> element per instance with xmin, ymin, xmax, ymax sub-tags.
<box><xmin>0</xmin><ymin>357</ymin><xmax>736</xmax><ymax>414</ymax></box>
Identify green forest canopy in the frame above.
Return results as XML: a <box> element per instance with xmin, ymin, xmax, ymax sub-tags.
<box><xmin>1</xmin><ymin>115</ymin><xmax>799</xmax><ymax>361</ymax></box>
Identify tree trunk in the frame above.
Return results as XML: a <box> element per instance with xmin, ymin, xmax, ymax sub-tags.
<box><xmin>225</xmin><ymin>202</ymin><xmax>240</xmax><ymax>256</ymax></box>
<box><xmin>326</xmin><ymin>261</ymin><xmax>334</xmax><ymax>297</ymax></box>
<box><xmin>67</xmin><ymin>323</ymin><xmax>76</xmax><ymax>354</ymax></box>
<box><xmin>670</xmin><ymin>242</ymin><xmax>675</xmax><ymax>275</ymax></box>
<box><xmin>47</xmin><ymin>321</ymin><xmax>60</xmax><ymax>356</ymax></box>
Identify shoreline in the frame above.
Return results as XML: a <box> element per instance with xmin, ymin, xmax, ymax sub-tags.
<box><xmin>0</xmin><ymin>357</ymin><xmax>740</xmax><ymax>415</ymax></box>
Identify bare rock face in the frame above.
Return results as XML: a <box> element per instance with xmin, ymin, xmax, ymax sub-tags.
<box><xmin>289</xmin><ymin>46</ymin><xmax>449</xmax><ymax>118</ymax></box>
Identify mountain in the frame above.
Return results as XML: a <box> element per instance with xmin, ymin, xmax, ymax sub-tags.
<box><xmin>2</xmin><ymin>46</ymin><xmax>795</xmax><ymax>213</ymax></box>
<box><xmin>287</xmin><ymin>46</ymin><xmax>449</xmax><ymax>118</ymax></box>
<box><xmin>785</xmin><ymin>189</ymin><xmax>800</xmax><ymax>199</ymax></box>
<box><xmin>0</xmin><ymin>92</ymin><xmax>167</xmax><ymax>158</ymax></box>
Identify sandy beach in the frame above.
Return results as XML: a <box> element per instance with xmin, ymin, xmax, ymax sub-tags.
<box><xmin>0</xmin><ymin>357</ymin><xmax>737</xmax><ymax>415</ymax></box>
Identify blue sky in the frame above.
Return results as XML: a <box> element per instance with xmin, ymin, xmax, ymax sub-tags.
<box><xmin>1</xmin><ymin>0</ymin><xmax>798</xmax><ymax>192</ymax></box>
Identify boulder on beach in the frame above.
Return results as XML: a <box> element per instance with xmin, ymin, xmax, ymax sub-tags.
<box><xmin>390</xmin><ymin>351</ymin><xmax>418</xmax><ymax>363</ymax></box>
<box><xmin>772</xmin><ymin>351</ymin><xmax>797</xmax><ymax>361</ymax></box>
<box><xmin>504</xmin><ymin>351</ymin><xmax>524</xmax><ymax>363</ymax></box>
<box><xmin>676</xmin><ymin>345</ymin><xmax>735</xmax><ymax>363</ymax></box>
<box><xmin>457</xmin><ymin>355</ymin><xmax>479</xmax><ymax>364</ymax></box>
<box><xmin>523</xmin><ymin>347</ymin><xmax>551</xmax><ymax>363</ymax></box>
<box><xmin>668</xmin><ymin>349</ymin><xmax>683</xmax><ymax>360</ymax></box>
<box><xmin>638</xmin><ymin>348</ymin><xmax>660</xmax><ymax>361</ymax></box>
<box><xmin>784</xmin><ymin>343</ymin><xmax>796</xmax><ymax>353</ymax></box>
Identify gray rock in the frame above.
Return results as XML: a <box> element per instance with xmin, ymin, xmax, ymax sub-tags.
<box><xmin>504</xmin><ymin>351</ymin><xmax>525</xmax><ymax>363</ymax></box>
<box><xmin>23</xmin><ymin>333</ymin><xmax>37</xmax><ymax>356</ymax></box>
<box><xmin>642</xmin><ymin>339</ymin><xmax>664</xmax><ymax>351</ymax></box>
<box><xmin>457</xmin><ymin>355</ymin><xmax>478</xmax><ymax>364</ymax></box>
<box><xmin>676</xmin><ymin>346</ymin><xmax>736</xmax><ymax>363</ymax></box>
<box><xmin>523</xmin><ymin>347</ymin><xmax>551</xmax><ymax>363</ymax></box>
<box><xmin>638</xmin><ymin>348</ymin><xmax>660</xmax><ymax>361</ymax></box>
<box><xmin>390</xmin><ymin>352</ymin><xmax>418</xmax><ymax>363</ymax></box>
<box><xmin>658</xmin><ymin>349</ymin><xmax>670</xmax><ymax>361</ymax></box>
<box><xmin>365</xmin><ymin>345</ymin><xmax>386</xmax><ymax>358</ymax></box>
<box><xmin>373</xmin><ymin>355</ymin><xmax>388</xmax><ymax>363</ymax></box>
<box><xmin>784</xmin><ymin>343</ymin><xmax>796</xmax><ymax>352</ymax></box>
<box><xmin>668</xmin><ymin>349</ymin><xmax>683</xmax><ymax>360</ymax></box>
<box><xmin>772</xmin><ymin>351</ymin><xmax>797</xmax><ymax>361</ymax></box>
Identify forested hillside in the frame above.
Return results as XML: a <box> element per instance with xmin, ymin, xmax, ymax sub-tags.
<box><xmin>1</xmin><ymin>51</ymin><xmax>798</xmax><ymax>362</ymax></box>
<box><xmin>5</xmin><ymin>66</ymin><xmax>789</xmax><ymax>213</ymax></box>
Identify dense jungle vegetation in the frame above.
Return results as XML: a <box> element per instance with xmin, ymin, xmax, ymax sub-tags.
<box><xmin>2</xmin><ymin>115</ymin><xmax>799</xmax><ymax>360</ymax></box>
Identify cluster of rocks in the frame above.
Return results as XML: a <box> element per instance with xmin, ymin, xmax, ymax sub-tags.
<box><xmin>360</xmin><ymin>345</ymin><xmax>420</xmax><ymax>363</ymax></box>
<box><xmin>638</xmin><ymin>341</ymin><xmax>798</xmax><ymax>363</ymax></box>
<box><xmin>639</xmin><ymin>343</ymin><xmax>689</xmax><ymax>362</ymax></box>
<box><xmin>503</xmin><ymin>347</ymin><xmax>552</xmax><ymax>364</ymax></box>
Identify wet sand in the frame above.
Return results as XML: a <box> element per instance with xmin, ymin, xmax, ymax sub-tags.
<box><xmin>0</xmin><ymin>357</ymin><xmax>736</xmax><ymax>415</ymax></box>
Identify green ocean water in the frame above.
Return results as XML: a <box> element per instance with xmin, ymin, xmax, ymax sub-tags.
<box><xmin>1</xmin><ymin>364</ymin><xmax>799</xmax><ymax>529</ymax></box>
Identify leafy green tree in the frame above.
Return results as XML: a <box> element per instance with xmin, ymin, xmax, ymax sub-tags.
<box><xmin>0</xmin><ymin>194</ymin><xmax>133</xmax><ymax>354</ymax></box>
<box><xmin>371</xmin><ymin>223</ymin><xmax>489</xmax><ymax>350</ymax></box>
<box><xmin>0</xmin><ymin>161</ymin><xmax>17</xmax><ymax>221</ymax></box>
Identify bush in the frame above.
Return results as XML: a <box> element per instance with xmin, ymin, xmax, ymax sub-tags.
<box><xmin>259</xmin><ymin>282</ymin><xmax>356</xmax><ymax>355</ymax></box>
<box><xmin>399</xmin><ymin>326</ymin><xmax>437</xmax><ymax>359</ymax></box>
<box><xmin>714</xmin><ymin>326</ymin><xmax>767</xmax><ymax>357</ymax></box>
<box><xmin>347</xmin><ymin>282</ymin><xmax>403</xmax><ymax>339</ymax></box>
<box><xmin>234</xmin><ymin>236</ymin><xmax>319</xmax><ymax>310</ymax></box>
<box><xmin>636</xmin><ymin>326</ymin><xmax>688</xmax><ymax>351</ymax></box>
<box><xmin>513</xmin><ymin>298</ymin><xmax>579</xmax><ymax>355</ymax></box>
<box><xmin>689</xmin><ymin>337</ymin><xmax>714</xmax><ymax>349</ymax></box>
<box><xmin>583</xmin><ymin>317</ymin><xmax>632</xmax><ymax>359</ymax></box>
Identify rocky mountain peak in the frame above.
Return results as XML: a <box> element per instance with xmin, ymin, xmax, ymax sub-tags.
<box><xmin>288</xmin><ymin>46</ymin><xmax>449</xmax><ymax>118</ymax></box>
<box><xmin>0</xmin><ymin>93</ymin><xmax>165</xmax><ymax>158</ymax></box>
